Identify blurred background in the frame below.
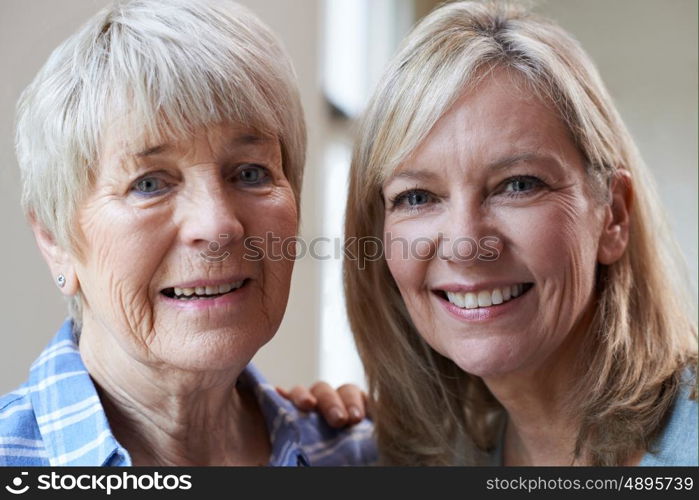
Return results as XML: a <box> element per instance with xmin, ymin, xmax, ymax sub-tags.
<box><xmin>0</xmin><ymin>0</ymin><xmax>696</xmax><ymax>393</ymax></box>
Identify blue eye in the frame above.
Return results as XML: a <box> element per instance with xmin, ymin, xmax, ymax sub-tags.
<box><xmin>391</xmin><ymin>189</ymin><xmax>434</xmax><ymax>209</ymax></box>
<box><xmin>237</xmin><ymin>164</ymin><xmax>269</xmax><ymax>185</ymax></box>
<box><xmin>132</xmin><ymin>176</ymin><xmax>170</xmax><ymax>196</ymax></box>
<box><xmin>406</xmin><ymin>191</ymin><xmax>430</xmax><ymax>206</ymax></box>
<box><xmin>502</xmin><ymin>176</ymin><xmax>544</xmax><ymax>195</ymax></box>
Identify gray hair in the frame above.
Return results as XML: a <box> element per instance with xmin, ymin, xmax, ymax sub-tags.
<box><xmin>16</xmin><ymin>0</ymin><xmax>306</xmax><ymax>325</ymax></box>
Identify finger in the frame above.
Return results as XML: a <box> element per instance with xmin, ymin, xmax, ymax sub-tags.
<box><xmin>363</xmin><ymin>391</ymin><xmax>374</xmax><ymax>419</ymax></box>
<box><xmin>337</xmin><ymin>384</ymin><xmax>366</xmax><ymax>424</ymax></box>
<box><xmin>287</xmin><ymin>385</ymin><xmax>318</xmax><ymax>412</ymax></box>
<box><xmin>310</xmin><ymin>382</ymin><xmax>348</xmax><ymax>428</ymax></box>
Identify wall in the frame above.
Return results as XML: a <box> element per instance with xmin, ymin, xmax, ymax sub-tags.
<box><xmin>535</xmin><ymin>0</ymin><xmax>698</xmax><ymax>295</ymax></box>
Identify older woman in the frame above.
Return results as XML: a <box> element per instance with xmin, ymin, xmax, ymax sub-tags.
<box><xmin>336</xmin><ymin>1</ymin><xmax>696</xmax><ymax>466</ymax></box>
<box><xmin>0</xmin><ymin>0</ymin><xmax>375</xmax><ymax>466</ymax></box>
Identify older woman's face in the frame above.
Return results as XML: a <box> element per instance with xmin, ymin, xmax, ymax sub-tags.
<box><xmin>382</xmin><ymin>72</ymin><xmax>607</xmax><ymax>378</ymax></box>
<box><xmin>74</xmin><ymin>123</ymin><xmax>297</xmax><ymax>371</ymax></box>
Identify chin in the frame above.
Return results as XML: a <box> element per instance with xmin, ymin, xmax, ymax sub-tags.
<box><xmin>155</xmin><ymin>326</ymin><xmax>275</xmax><ymax>373</ymax></box>
<box><xmin>442</xmin><ymin>337</ymin><xmax>528</xmax><ymax>379</ymax></box>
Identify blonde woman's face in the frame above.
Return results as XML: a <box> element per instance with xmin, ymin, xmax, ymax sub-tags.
<box><xmin>73</xmin><ymin>123</ymin><xmax>297</xmax><ymax>372</ymax></box>
<box><xmin>382</xmin><ymin>72</ymin><xmax>608</xmax><ymax>378</ymax></box>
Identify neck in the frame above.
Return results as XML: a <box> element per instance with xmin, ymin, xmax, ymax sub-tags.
<box><xmin>78</xmin><ymin>316</ymin><xmax>271</xmax><ymax>466</ymax></box>
<box><xmin>483</xmin><ymin>312</ymin><xmax>590</xmax><ymax>466</ymax></box>
<box><xmin>487</xmin><ymin>368</ymin><xmax>581</xmax><ymax>465</ymax></box>
<box><xmin>485</xmin><ymin>351</ymin><xmax>645</xmax><ymax>466</ymax></box>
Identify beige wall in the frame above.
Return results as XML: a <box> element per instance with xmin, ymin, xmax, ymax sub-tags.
<box><xmin>535</xmin><ymin>0</ymin><xmax>698</xmax><ymax>296</ymax></box>
<box><xmin>0</xmin><ymin>0</ymin><xmax>696</xmax><ymax>393</ymax></box>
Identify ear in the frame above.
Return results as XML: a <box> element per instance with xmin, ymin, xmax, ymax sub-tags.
<box><xmin>29</xmin><ymin>213</ymin><xmax>80</xmax><ymax>296</ymax></box>
<box><xmin>597</xmin><ymin>170</ymin><xmax>633</xmax><ymax>265</ymax></box>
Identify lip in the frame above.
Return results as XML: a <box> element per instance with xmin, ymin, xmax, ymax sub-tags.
<box><xmin>434</xmin><ymin>281</ymin><xmax>528</xmax><ymax>294</ymax></box>
<box><xmin>434</xmin><ymin>283</ymin><xmax>534</xmax><ymax>322</ymax></box>
<box><xmin>159</xmin><ymin>278</ymin><xmax>251</xmax><ymax>310</ymax></box>
<box><xmin>162</xmin><ymin>275</ymin><xmax>249</xmax><ymax>290</ymax></box>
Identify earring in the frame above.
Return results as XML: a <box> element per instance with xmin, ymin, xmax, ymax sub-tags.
<box><xmin>56</xmin><ymin>274</ymin><xmax>66</xmax><ymax>288</ymax></box>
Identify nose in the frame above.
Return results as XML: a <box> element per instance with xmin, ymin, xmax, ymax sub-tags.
<box><xmin>177</xmin><ymin>177</ymin><xmax>245</xmax><ymax>252</ymax></box>
<box><xmin>437</xmin><ymin>197</ymin><xmax>504</xmax><ymax>264</ymax></box>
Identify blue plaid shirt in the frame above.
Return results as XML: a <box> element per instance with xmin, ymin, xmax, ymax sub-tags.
<box><xmin>0</xmin><ymin>319</ymin><xmax>377</xmax><ymax>466</ymax></box>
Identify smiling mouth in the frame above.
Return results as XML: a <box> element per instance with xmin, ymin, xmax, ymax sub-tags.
<box><xmin>161</xmin><ymin>279</ymin><xmax>248</xmax><ymax>300</ymax></box>
<box><xmin>436</xmin><ymin>283</ymin><xmax>534</xmax><ymax>309</ymax></box>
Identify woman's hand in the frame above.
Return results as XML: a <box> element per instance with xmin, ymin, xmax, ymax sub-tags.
<box><xmin>277</xmin><ymin>382</ymin><xmax>369</xmax><ymax>428</ymax></box>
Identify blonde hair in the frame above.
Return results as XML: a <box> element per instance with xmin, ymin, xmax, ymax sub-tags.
<box><xmin>16</xmin><ymin>0</ymin><xmax>306</xmax><ymax>327</ymax></box>
<box><xmin>344</xmin><ymin>0</ymin><xmax>697</xmax><ymax>465</ymax></box>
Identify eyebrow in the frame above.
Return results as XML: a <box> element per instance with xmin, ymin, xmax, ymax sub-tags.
<box><xmin>486</xmin><ymin>152</ymin><xmax>557</xmax><ymax>171</ymax></box>
<box><xmin>222</xmin><ymin>133</ymin><xmax>274</xmax><ymax>152</ymax></box>
<box><xmin>135</xmin><ymin>144</ymin><xmax>170</xmax><ymax>158</ymax></box>
<box><xmin>386</xmin><ymin>152</ymin><xmax>560</xmax><ymax>183</ymax></box>
<box><xmin>389</xmin><ymin>170</ymin><xmax>440</xmax><ymax>182</ymax></box>
<box><xmin>133</xmin><ymin>133</ymin><xmax>273</xmax><ymax>158</ymax></box>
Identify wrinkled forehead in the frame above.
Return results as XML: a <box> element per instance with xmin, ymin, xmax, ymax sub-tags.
<box><xmin>97</xmin><ymin>113</ymin><xmax>279</xmax><ymax>168</ymax></box>
<box><xmin>90</xmin><ymin>75</ymin><xmax>283</xmax><ymax>162</ymax></box>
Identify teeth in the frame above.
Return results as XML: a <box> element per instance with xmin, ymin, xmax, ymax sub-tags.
<box><xmin>464</xmin><ymin>293</ymin><xmax>478</xmax><ymax>309</ymax></box>
<box><xmin>444</xmin><ymin>284</ymin><xmax>528</xmax><ymax>310</ymax></box>
<box><xmin>171</xmin><ymin>280</ymin><xmax>245</xmax><ymax>298</ymax></box>
<box><xmin>446</xmin><ymin>292</ymin><xmax>464</xmax><ymax>308</ymax></box>
<box><xmin>477</xmin><ymin>290</ymin><xmax>492</xmax><ymax>307</ymax></box>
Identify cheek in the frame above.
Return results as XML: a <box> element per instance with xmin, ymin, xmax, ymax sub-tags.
<box><xmin>504</xmin><ymin>193</ymin><xmax>599</xmax><ymax>265</ymax></box>
<box><xmin>506</xmin><ymin>208</ymin><xmax>570</xmax><ymax>267</ymax></box>
<box><xmin>384</xmin><ymin>219</ymin><xmax>435</xmax><ymax>305</ymax></box>
<box><xmin>384</xmin><ymin>219</ymin><xmax>450</xmax><ymax>357</ymax></box>
<box><xmin>502</xmin><ymin>199</ymin><xmax>601</xmax><ymax>316</ymax></box>
<box><xmin>245</xmin><ymin>192</ymin><xmax>298</xmax><ymax>301</ymax></box>
<box><xmin>247</xmin><ymin>189</ymin><xmax>297</xmax><ymax>238</ymax></box>
<box><xmin>77</xmin><ymin>203</ymin><xmax>172</xmax><ymax>316</ymax></box>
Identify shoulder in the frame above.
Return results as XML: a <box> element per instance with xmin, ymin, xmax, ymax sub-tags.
<box><xmin>239</xmin><ymin>365</ymin><xmax>377</xmax><ymax>466</ymax></box>
<box><xmin>0</xmin><ymin>319</ymin><xmax>104</xmax><ymax>467</ymax></box>
<box><xmin>294</xmin><ymin>412</ymin><xmax>378</xmax><ymax>466</ymax></box>
<box><xmin>640</xmin><ymin>370</ymin><xmax>698</xmax><ymax>466</ymax></box>
<box><xmin>0</xmin><ymin>385</ymin><xmax>49</xmax><ymax>466</ymax></box>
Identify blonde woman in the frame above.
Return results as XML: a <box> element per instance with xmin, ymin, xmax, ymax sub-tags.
<box><xmin>293</xmin><ymin>1</ymin><xmax>697</xmax><ymax>466</ymax></box>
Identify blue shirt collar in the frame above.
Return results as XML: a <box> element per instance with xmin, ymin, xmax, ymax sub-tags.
<box><xmin>27</xmin><ymin>319</ymin><xmax>128</xmax><ymax>466</ymax></box>
<box><xmin>238</xmin><ymin>364</ymin><xmax>312</xmax><ymax>466</ymax></box>
<box><xmin>27</xmin><ymin>319</ymin><xmax>311</xmax><ymax>466</ymax></box>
